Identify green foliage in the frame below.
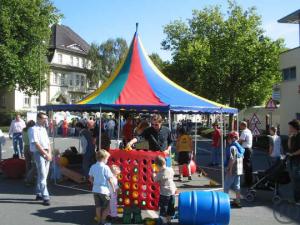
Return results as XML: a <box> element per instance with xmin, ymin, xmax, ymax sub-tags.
<box><xmin>162</xmin><ymin>1</ymin><xmax>284</xmax><ymax>109</ymax></box>
<box><xmin>86</xmin><ymin>38</ymin><xmax>128</xmax><ymax>85</ymax></box>
<box><xmin>0</xmin><ymin>110</ymin><xmax>26</xmax><ymax>126</ymax></box>
<box><xmin>149</xmin><ymin>53</ymin><xmax>167</xmax><ymax>71</ymax></box>
<box><xmin>0</xmin><ymin>0</ymin><xmax>60</xmax><ymax>95</ymax></box>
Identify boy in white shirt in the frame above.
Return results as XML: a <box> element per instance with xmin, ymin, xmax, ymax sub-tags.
<box><xmin>89</xmin><ymin>150</ymin><xmax>115</xmax><ymax>225</ymax></box>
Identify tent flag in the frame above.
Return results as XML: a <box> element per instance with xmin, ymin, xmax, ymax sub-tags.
<box><xmin>40</xmin><ymin>27</ymin><xmax>237</xmax><ymax>114</ymax></box>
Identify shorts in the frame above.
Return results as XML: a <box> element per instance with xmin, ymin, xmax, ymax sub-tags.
<box><xmin>159</xmin><ymin>195</ymin><xmax>175</xmax><ymax>217</ymax></box>
<box><xmin>93</xmin><ymin>193</ymin><xmax>110</xmax><ymax>208</ymax></box>
<box><xmin>224</xmin><ymin>175</ymin><xmax>240</xmax><ymax>193</ymax></box>
<box><xmin>178</xmin><ymin>152</ymin><xmax>191</xmax><ymax>165</ymax></box>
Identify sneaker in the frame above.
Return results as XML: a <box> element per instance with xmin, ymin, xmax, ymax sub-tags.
<box><xmin>35</xmin><ymin>195</ymin><xmax>43</xmax><ymax>201</ymax></box>
<box><xmin>43</xmin><ymin>199</ymin><xmax>50</xmax><ymax>206</ymax></box>
<box><xmin>188</xmin><ymin>176</ymin><xmax>192</xmax><ymax>181</ymax></box>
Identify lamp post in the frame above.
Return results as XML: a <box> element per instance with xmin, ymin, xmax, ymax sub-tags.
<box><xmin>39</xmin><ymin>41</ymin><xmax>45</xmax><ymax>106</ymax></box>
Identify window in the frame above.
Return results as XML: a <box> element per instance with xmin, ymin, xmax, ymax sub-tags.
<box><xmin>70</xmin><ymin>56</ymin><xmax>74</xmax><ymax>66</ymax></box>
<box><xmin>69</xmin><ymin>77</ymin><xmax>73</xmax><ymax>86</ymax></box>
<box><xmin>0</xmin><ymin>95</ymin><xmax>5</xmax><ymax>106</ymax></box>
<box><xmin>75</xmin><ymin>57</ymin><xmax>79</xmax><ymax>67</ymax></box>
<box><xmin>296</xmin><ymin>113</ymin><xmax>300</xmax><ymax>120</ymax></box>
<box><xmin>81</xmin><ymin>76</ymin><xmax>85</xmax><ymax>86</ymax></box>
<box><xmin>35</xmin><ymin>97</ymin><xmax>39</xmax><ymax>106</ymax></box>
<box><xmin>53</xmin><ymin>72</ymin><xmax>58</xmax><ymax>84</ymax></box>
<box><xmin>76</xmin><ymin>75</ymin><xmax>80</xmax><ymax>86</ymax></box>
<box><xmin>24</xmin><ymin>95</ymin><xmax>30</xmax><ymax>107</ymax></box>
<box><xmin>61</xmin><ymin>74</ymin><xmax>66</xmax><ymax>86</ymax></box>
<box><xmin>282</xmin><ymin>67</ymin><xmax>296</xmax><ymax>81</ymax></box>
<box><xmin>58</xmin><ymin>53</ymin><xmax>63</xmax><ymax>64</ymax></box>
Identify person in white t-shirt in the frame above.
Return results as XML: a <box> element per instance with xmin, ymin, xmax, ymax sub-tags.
<box><xmin>268</xmin><ymin>126</ymin><xmax>282</xmax><ymax>165</ymax></box>
<box><xmin>89</xmin><ymin>150</ymin><xmax>115</xmax><ymax>225</ymax></box>
<box><xmin>9</xmin><ymin>114</ymin><xmax>26</xmax><ymax>157</ymax></box>
<box><xmin>239</xmin><ymin>121</ymin><xmax>253</xmax><ymax>187</ymax></box>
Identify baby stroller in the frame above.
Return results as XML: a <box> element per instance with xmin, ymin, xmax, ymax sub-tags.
<box><xmin>245</xmin><ymin>156</ymin><xmax>290</xmax><ymax>204</ymax></box>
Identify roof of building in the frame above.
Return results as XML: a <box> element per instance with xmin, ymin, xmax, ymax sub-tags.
<box><xmin>50</xmin><ymin>24</ymin><xmax>90</xmax><ymax>55</ymax></box>
<box><xmin>278</xmin><ymin>9</ymin><xmax>300</xmax><ymax>24</ymax></box>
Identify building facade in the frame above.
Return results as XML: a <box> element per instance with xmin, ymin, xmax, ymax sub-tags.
<box><xmin>0</xmin><ymin>24</ymin><xmax>96</xmax><ymax>112</ymax></box>
<box><xmin>278</xmin><ymin>10</ymin><xmax>300</xmax><ymax>135</ymax></box>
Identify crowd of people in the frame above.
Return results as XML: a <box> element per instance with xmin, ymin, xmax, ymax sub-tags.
<box><xmin>1</xmin><ymin>112</ymin><xmax>300</xmax><ymax>224</ymax></box>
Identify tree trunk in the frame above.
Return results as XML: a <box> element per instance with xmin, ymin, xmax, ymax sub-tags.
<box><xmin>228</xmin><ymin>94</ymin><xmax>236</xmax><ymax>131</ymax></box>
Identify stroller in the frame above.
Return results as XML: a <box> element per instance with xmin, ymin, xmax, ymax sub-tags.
<box><xmin>245</xmin><ymin>156</ymin><xmax>290</xmax><ymax>204</ymax></box>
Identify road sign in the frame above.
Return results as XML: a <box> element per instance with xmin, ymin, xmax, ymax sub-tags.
<box><xmin>250</xmin><ymin>113</ymin><xmax>261</xmax><ymax>125</ymax></box>
<box><xmin>265</xmin><ymin>98</ymin><xmax>277</xmax><ymax>111</ymax></box>
<box><xmin>252</xmin><ymin>126</ymin><xmax>261</xmax><ymax>136</ymax></box>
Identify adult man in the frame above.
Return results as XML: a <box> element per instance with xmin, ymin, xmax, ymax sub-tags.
<box><xmin>106</xmin><ymin>117</ymin><xmax>116</xmax><ymax>140</ymax></box>
<box><xmin>210</xmin><ymin>122</ymin><xmax>221</xmax><ymax>166</ymax></box>
<box><xmin>9</xmin><ymin>114</ymin><xmax>26</xmax><ymax>157</ymax></box>
<box><xmin>287</xmin><ymin>119</ymin><xmax>300</xmax><ymax>205</ymax></box>
<box><xmin>127</xmin><ymin>114</ymin><xmax>172</xmax><ymax>155</ymax></box>
<box><xmin>28</xmin><ymin>112</ymin><xmax>52</xmax><ymax>206</ymax></box>
<box><xmin>239</xmin><ymin>121</ymin><xmax>253</xmax><ymax>187</ymax></box>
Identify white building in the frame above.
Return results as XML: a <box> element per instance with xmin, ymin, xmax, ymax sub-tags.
<box><xmin>0</xmin><ymin>24</ymin><xmax>96</xmax><ymax>112</ymax></box>
<box><xmin>278</xmin><ymin>10</ymin><xmax>300</xmax><ymax>135</ymax></box>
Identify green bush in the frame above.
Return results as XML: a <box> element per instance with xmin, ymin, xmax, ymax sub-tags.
<box><xmin>0</xmin><ymin>111</ymin><xmax>26</xmax><ymax>126</ymax></box>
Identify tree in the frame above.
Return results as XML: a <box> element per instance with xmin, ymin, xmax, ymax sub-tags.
<box><xmin>86</xmin><ymin>43</ymin><xmax>102</xmax><ymax>87</ymax></box>
<box><xmin>149</xmin><ymin>53</ymin><xmax>167</xmax><ymax>71</ymax></box>
<box><xmin>162</xmin><ymin>1</ymin><xmax>284</xmax><ymax>110</ymax></box>
<box><xmin>99</xmin><ymin>38</ymin><xmax>128</xmax><ymax>80</ymax></box>
<box><xmin>0</xmin><ymin>0</ymin><xmax>60</xmax><ymax>94</ymax></box>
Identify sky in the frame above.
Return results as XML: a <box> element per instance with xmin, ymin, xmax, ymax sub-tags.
<box><xmin>52</xmin><ymin>0</ymin><xmax>300</xmax><ymax>61</ymax></box>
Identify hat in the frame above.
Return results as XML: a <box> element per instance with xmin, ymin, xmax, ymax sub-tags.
<box><xmin>228</xmin><ymin>131</ymin><xmax>239</xmax><ymax>139</ymax></box>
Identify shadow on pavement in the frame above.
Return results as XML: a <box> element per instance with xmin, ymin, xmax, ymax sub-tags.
<box><xmin>32</xmin><ymin>205</ymin><xmax>94</xmax><ymax>225</ymax></box>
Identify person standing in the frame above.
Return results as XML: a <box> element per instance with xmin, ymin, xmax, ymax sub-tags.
<box><xmin>9</xmin><ymin>114</ymin><xmax>26</xmax><ymax>157</ymax></box>
<box><xmin>76</xmin><ymin>122</ymin><xmax>95</xmax><ymax>177</ymax></box>
<box><xmin>176</xmin><ymin>127</ymin><xmax>193</xmax><ymax>181</ymax></box>
<box><xmin>0</xmin><ymin>128</ymin><xmax>5</xmax><ymax>162</ymax></box>
<box><xmin>224</xmin><ymin>132</ymin><xmax>245</xmax><ymax>208</ymax></box>
<box><xmin>239</xmin><ymin>121</ymin><xmax>253</xmax><ymax>187</ymax></box>
<box><xmin>268</xmin><ymin>126</ymin><xmax>282</xmax><ymax>165</ymax></box>
<box><xmin>126</xmin><ymin>114</ymin><xmax>172</xmax><ymax>155</ymax></box>
<box><xmin>28</xmin><ymin>112</ymin><xmax>52</xmax><ymax>206</ymax></box>
<box><xmin>23</xmin><ymin>120</ymin><xmax>36</xmax><ymax>185</ymax></box>
<box><xmin>210</xmin><ymin>122</ymin><xmax>221</xmax><ymax>166</ymax></box>
<box><xmin>107</xmin><ymin>117</ymin><xmax>116</xmax><ymax>140</ymax></box>
<box><xmin>287</xmin><ymin>119</ymin><xmax>300</xmax><ymax>205</ymax></box>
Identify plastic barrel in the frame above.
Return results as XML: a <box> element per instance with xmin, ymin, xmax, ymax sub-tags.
<box><xmin>179</xmin><ymin>191</ymin><xmax>230</xmax><ymax>225</ymax></box>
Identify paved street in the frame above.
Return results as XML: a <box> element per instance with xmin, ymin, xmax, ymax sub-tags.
<box><xmin>0</xmin><ymin>136</ymin><xmax>300</xmax><ymax>224</ymax></box>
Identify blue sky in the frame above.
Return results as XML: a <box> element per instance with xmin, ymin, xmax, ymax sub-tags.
<box><xmin>53</xmin><ymin>0</ymin><xmax>299</xmax><ymax>60</ymax></box>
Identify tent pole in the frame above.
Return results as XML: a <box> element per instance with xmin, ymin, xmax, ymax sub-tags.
<box><xmin>168</xmin><ymin>110</ymin><xmax>171</xmax><ymax>130</ymax></box>
<box><xmin>236</xmin><ymin>113</ymin><xmax>239</xmax><ymax>132</ymax></box>
<box><xmin>220</xmin><ymin>109</ymin><xmax>225</xmax><ymax>191</ymax></box>
<box><xmin>50</xmin><ymin>110</ymin><xmax>57</xmax><ymax>185</ymax></box>
<box><xmin>99</xmin><ymin>106</ymin><xmax>102</xmax><ymax>150</ymax></box>
<box><xmin>117</xmin><ymin>110</ymin><xmax>121</xmax><ymax>142</ymax></box>
<box><xmin>194</xmin><ymin>114</ymin><xmax>198</xmax><ymax>162</ymax></box>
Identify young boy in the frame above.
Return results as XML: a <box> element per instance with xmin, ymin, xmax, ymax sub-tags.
<box><xmin>89</xmin><ymin>150</ymin><xmax>115</xmax><ymax>225</ymax></box>
<box><xmin>153</xmin><ymin>156</ymin><xmax>177</xmax><ymax>225</ymax></box>
<box><xmin>224</xmin><ymin>131</ymin><xmax>245</xmax><ymax>208</ymax></box>
<box><xmin>176</xmin><ymin>128</ymin><xmax>193</xmax><ymax>181</ymax></box>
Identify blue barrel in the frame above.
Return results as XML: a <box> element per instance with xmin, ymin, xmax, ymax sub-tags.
<box><xmin>179</xmin><ymin>191</ymin><xmax>230</xmax><ymax>225</ymax></box>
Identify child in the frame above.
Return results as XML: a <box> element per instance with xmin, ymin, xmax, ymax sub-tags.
<box><xmin>176</xmin><ymin>128</ymin><xmax>193</xmax><ymax>181</ymax></box>
<box><xmin>89</xmin><ymin>150</ymin><xmax>115</xmax><ymax>225</ymax></box>
<box><xmin>50</xmin><ymin>149</ymin><xmax>62</xmax><ymax>182</ymax></box>
<box><xmin>153</xmin><ymin>156</ymin><xmax>177</xmax><ymax>225</ymax></box>
<box><xmin>224</xmin><ymin>131</ymin><xmax>245</xmax><ymax>208</ymax></box>
<box><xmin>109</xmin><ymin>164</ymin><xmax>120</xmax><ymax>221</ymax></box>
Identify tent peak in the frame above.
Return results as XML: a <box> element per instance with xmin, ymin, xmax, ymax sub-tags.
<box><xmin>136</xmin><ymin>23</ymin><xmax>139</xmax><ymax>33</ymax></box>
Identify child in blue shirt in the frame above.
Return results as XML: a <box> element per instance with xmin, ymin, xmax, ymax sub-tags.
<box><xmin>89</xmin><ymin>150</ymin><xmax>115</xmax><ymax>225</ymax></box>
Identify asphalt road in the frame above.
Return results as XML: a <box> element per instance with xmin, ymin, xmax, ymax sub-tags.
<box><xmin>0</xmin><ymin>136</ymin><xmax>300</xmax><ymax>225</ymax></box>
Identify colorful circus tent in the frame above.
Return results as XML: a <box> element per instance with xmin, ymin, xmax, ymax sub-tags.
<box><xmin>39</xmin><ymin>26</ymin><xmax>237</xmax><ymax>114</ymax></box>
